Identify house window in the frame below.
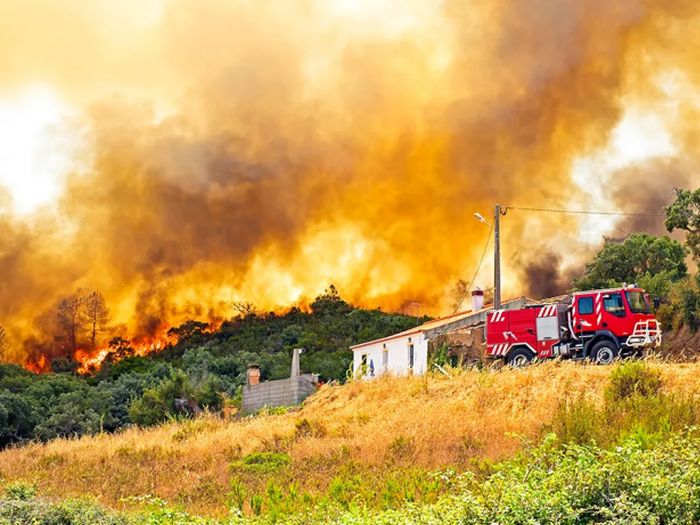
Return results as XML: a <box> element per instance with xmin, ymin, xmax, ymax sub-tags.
<box><xmin>360</xmin><ymin>353</ymin><xmax>368</xmax><ymax>374</ymax></box>
<box><xmin>408</xmin><ymin>343</ymin><xmax>415</xmax><ymax>370</ymax></box>
<box><xmin>382</xmin><ymin>345</ymin><xmax>388</xmax><ymax>370</ymax></box>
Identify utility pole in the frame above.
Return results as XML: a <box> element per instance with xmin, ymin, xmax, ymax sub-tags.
<box><xmin>493</xmin><ymin>204</ymin><xmax>501</xmax><ymax>309</ymax></box>
<box><xmin>407</xmin><ymin>302</ymin><xmax>421</xmax><ymax>325</ymax></box>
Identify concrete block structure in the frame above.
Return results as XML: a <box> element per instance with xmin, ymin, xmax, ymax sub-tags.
<box><xmin>242</xmin><ymin>348</ymin><xmax>318</xmax><ymax>413</ymax></box>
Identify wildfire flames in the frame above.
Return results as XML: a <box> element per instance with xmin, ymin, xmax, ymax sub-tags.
<box><xmin>73</xmin><ymin>331</ymin><xmax>176</xmax><ymax>375</ymax></box>
<box><xmin>24</xmin><ymin>355</ymin><xmax>48</xmax><ymax>375</ymax></box>
<box><xmin>22</xmin><ymin>326</ymin><xmax>177</xmax><ymax>374</ymax></box>
<box><xmin>3</xmin><ymin>0</ymin><xmax>700</xmax><ymax>368</ymax></box>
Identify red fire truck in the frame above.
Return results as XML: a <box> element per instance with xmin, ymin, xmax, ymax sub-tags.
<box><xmin>486</xmin><ymin>285</ymin><xmax>662</xmax><ymax>366</ymax></box>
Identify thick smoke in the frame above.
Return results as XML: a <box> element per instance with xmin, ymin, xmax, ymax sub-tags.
<box><xmin>1</xmin><ymin>0</ymin><xmax>700</xmax><ymax>363</ymax></box>
<box><xmin>610</xmin><ymin>159</ymin><xmax>695</xmax><ymax>235</ymax></box>
<box><xmin>520</xmin><ymin>251</ymin><xmax>583</xmax><ymax>299</ymax></box>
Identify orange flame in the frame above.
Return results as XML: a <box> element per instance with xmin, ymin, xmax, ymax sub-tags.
<box><xmin>72</xmin><ymin>320</ymin><xmax>224</xmax><ymax>374</ymax></box>
<box><xmin>24</xmin><ymin>355</ymin><xmax>49</xmax><ymax>374</ymax></box>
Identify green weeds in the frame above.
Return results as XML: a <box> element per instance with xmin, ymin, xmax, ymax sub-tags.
<box><xmin>552</xmin><ymin>361</ymin><xmax>699</xmax><ymax>448</ymax></box>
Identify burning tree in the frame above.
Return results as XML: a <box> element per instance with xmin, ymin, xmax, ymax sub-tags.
<box><xmin>82</xmin><ymin>291</ymin><xmax>111</xmax><ymax>349</ymax></box>
<box><xmin>106</xmin><ymin>336</ymin><xmax>132</xmax><ymax>362</ymax></box>
<box><xmin>232</xmin><ymin>301</ymin><xmax>257</xmax><ymax>318</ymax></box>
<box><xmin>57</xmin><ymin>295</ymin><xmax>84</xmax><ymax>354</ymax></box>
<box><xmin>167</xmin><ymin>320</ymin><xmax>209</xmax><ymax>343</ymax></box>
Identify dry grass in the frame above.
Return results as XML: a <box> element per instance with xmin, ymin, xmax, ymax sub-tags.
<box><xmin>2</xmin><ymin>361</ymin><xmax>700</xmax><ymax>516</ymax></box>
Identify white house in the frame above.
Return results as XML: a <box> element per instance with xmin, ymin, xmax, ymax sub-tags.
<box><xmin>351</xmin><ymin>326</ymin><xmax>428</xmax><ymax>377</ymax></box>
<box><xmin>351</xmin><ymin>293</ymin><xmax>534</xmax><ymax>378</ymax></box>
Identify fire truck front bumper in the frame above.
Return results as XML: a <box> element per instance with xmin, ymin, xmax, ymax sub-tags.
<box><xmin>626</xmin><ymin>320</ymin><xmax>662</xmax><ymax>349</ymax></box>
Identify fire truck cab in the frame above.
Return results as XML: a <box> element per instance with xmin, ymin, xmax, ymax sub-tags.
<box><xmin>486</xmin><ymin>286</ymin><xmax>661</xmax><ymax>366</ymax></box>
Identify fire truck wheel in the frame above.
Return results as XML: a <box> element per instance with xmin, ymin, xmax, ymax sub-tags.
<box><xmin>591</xmin><ymin>340</ymin><xmax>619</xmax><ymax>365</ymax></box>
<box><xmin>506</xmin><ymin>347</ymin><xmax>534</xmax><ymax>368</ymax></box>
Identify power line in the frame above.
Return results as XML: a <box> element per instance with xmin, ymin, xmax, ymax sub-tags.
<box><xmin>453</xmin><ymin>219</ymin><xmax>494</xmax><ymax>314</ymax></box>
<box><xmin>452</xmin><ymin>204</ymin><xmax>660</xmax><ymax>313</ymax></box>
<box><xmin>503</xmin><ymin>205</ymin><xmax>664</xmax><ymax>217</ymax></box>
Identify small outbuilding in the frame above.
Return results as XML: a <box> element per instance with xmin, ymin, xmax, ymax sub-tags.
<box><xmin>242</xmin><ymin>348</ymin><xmax>319</xmax><ymax>412</ymax></box>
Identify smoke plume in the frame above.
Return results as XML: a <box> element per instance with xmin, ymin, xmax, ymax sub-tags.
<box><xmin>520</xmin><ymin>250</ymin><xmax>583</xmax><ymax>299</ymax></box>
<box><xmin>2</xmin><ymin>0</ymin><xmax>700</xmax><ymax>363</ymax></box>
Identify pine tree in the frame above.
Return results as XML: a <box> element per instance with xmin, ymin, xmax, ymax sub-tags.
<box><xmin>57</xmin><ymin>295</ymin><xmax>84</xmax><ymax>353</ymax></box>
<box><xmin>82</xmin><ymin>291</ymin><xmax>111</xmax><ymax>350</ymax></box>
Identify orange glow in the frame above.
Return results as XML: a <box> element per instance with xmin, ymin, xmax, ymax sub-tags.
<box><xmin>71</xmin><ymin>319</ymin><xmax>231</xmax><ymax>374</ymax></box>
<box><xmin>24</xmin><ymin>355</ymin><xmax>49</xmax><ymax>374</ymax></box>
<box><xmin>73</xmin><ymin>325</ymin><xmax>176</xmax><ymax>374</ymax></box>
<box><xmin>2</xmin><ymin>1</ymin><xmax>700</xmax><ymax>367</ymax></box>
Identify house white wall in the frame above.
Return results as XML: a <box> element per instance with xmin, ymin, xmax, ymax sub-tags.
<box><xmin>352</xmin><ymin>332</ymin><xmax>428</xmax><ymax>378</ymax></box>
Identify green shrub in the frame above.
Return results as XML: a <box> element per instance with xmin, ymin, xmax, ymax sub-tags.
<box><xmin>249</xmin><ymin>494</ymin><xmax>263</xmax><ymax>516</ymax></box>
<box><xmin>551</xmin><ymin>366</ymin><xmax>697</xmax><ymax>448</ymax></box>
<box><xmin>551</xmin><ymin>396</ymin><xmax>600</xmax><ymax>445</ymax></box>
<box><xmin>295</xmin><ymin>432</ymin><xmax>700</xmax><ymax>524</ymax></box>
<box><xmin>606</xmin><ymin>361</ymin><xmax>662</xmax><ymax>402</ymax></box>
<box><xmin>0</xmin><ymin>496</ymin><xmax>128</xmax><ymax>525</ymax></box>
<box><xmin>227</xmin><ymin>479</ymin><xmax>247</xmax><ymax>511</ymax></box>
<box><xmin>131</xmin><ymin>496</ymin><xmax>215</xmax><ymax>524</ymax></box>
<box><xmin>681</xmin><ymin>285</ymin><xmax>700</xmax><ymax>332</ymax></box>
<box><xmin>255</xmin><ymin>405</ymin><xmax>292</xmax><ymax>416</ymax></box>
<box><xmin>4</xmin><ymin>481</ymin><xmax>36</xmax><ymax>501</ymax></box>
<box><xmin>128</xmin><ymin>371</ymin><xmax>195</xmax><ymax>426</ymax></box>
<box><xmin>232</xmin><ymin>452</ymin><xmax>291</xmax><ymax>475</ymax></box>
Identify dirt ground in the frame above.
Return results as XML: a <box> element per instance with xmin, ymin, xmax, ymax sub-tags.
<box><xmin>658</xmin><ymin>326</ymin><xmax>700</xmax><ymax>361</ymax></box>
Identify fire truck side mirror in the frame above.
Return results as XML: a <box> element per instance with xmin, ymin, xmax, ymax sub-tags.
<box><xmin>653</xmin><ymin>297</ymin><xmax>661</xmax><ymax>309</ymax></box>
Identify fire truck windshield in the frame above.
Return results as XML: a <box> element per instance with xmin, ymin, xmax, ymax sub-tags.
<box><xmin>625</xmin><ymin>291</ymin><xmax>651</xmax><ymax>314</ymax></box>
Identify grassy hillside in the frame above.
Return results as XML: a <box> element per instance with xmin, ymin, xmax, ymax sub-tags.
<box><xmin>2</xmin><ymin>361</ymin><xmax>700</xmax><ymax>521</ymax></box>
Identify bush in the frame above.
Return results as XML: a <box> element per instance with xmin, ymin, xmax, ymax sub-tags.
<box><xmin>550</xmin><ymin>363</ymin><xmax>697</xmax><ymax>449</ymax></box>
<box><xmin>0</xmin><ymin>392</ymin><xmax>36</xmax><ymax>446</ymax></box>
<box><xmin>128</xmin><ymin>371</ymin><xmax>194</xmax><ymax>426</ymax></box>
<box><xmin>227</xmin><ymin>479</ymin><xmax>247</xmax><ymax>511</ymax></box>
<box><xmin>232</xmin><ymin>452</ymin><xmax>291</xmax><ymax>474</ymax></box>
<box><xmin>4</xmin><ymin>481</ymin><xmax>36</xmax><ymax>500</ymax></box>
<box><xmin>0</xmin><ymin>496</ymin><xmax>128</xmax><ymax>525</ymax></box>
<box><xmin>129</xmin><ymin>495</ymin><xmax>215</xmax><ymax>524</ymax></box>
<box><xmin>551</xmin><ymin>396</ymin><xmax>600</xmax><ymax>445</ymax></box>
<box><xmin>681</xmin><ymin>286</ymin><xmax>700</xmax><ymax>331</ymax></box>
<box><xmin>654</xmin><ymin>277</ymin><xmax>700</xmax><ymax>333</ymax></box>
<box><xmin>606</xmin><ymin>361</ymin><xmax>662</xmax><ymax>402</ymax></box>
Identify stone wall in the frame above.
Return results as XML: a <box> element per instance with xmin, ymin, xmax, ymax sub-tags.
<box><xmin>242</xmin><ymin>374</ymin><xmax>318</xmax><ymax>413</ymax></box>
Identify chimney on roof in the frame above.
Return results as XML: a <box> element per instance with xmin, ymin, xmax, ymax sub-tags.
<box><xmin>472</xmin><ymin>287</ymin><xmax>484</xmax><ymax>311</ymax></box>
<box><xmin>246</xmin><ymin>365</ymin><xmax>260</xmax><ymax>386</ymax></box>
<box><xmin>291</xmin><ymin>348</ymin><xmax>302</xmax><ymax>378</ymax></box>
